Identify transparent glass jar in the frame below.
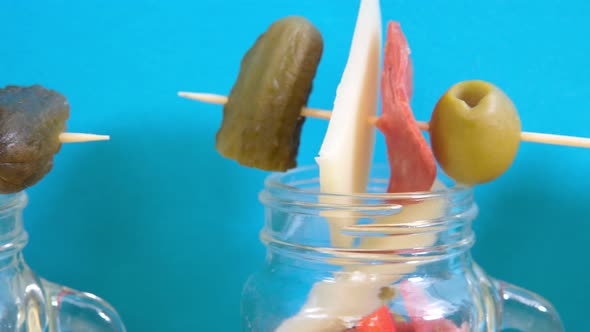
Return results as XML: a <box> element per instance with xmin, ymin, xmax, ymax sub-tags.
<box><xmin>0</xmin><ymin>192</ymin><xmax>126</xmax><ymax>332</ymax></box>
<box><xmin>241</xmin><ymin>165</ymin><xmax>564</xmax><ymax>332</ymax></box>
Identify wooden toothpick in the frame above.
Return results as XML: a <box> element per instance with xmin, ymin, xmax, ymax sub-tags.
<box><xmin>59</xmin><ymin>133</ymin><xmax>110</xmax><ymax>143</ymax></box>
<box><xmin>178</xmin><ymin>92</ymin><xmax>380</xmax><ymax>126</ymax></box>
<box><xmin>178</xmin><ymin>91</ymin><xmax>590</xmax><ymax>149</ymax></box>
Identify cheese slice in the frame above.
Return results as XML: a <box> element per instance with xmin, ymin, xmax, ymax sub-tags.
<box><xmin>315</xmin><ymin>0</ymin><xmax>382</xmax><ymax>248</ymax></box>
<box><xmin>275</xmin><ymin>271</ymin><xmax>384</xmax><ymax>332</ymax></box>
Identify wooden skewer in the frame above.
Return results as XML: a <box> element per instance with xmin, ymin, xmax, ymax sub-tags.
<box><xmin>59</xmin><ymin>133</ymin><xmax>110</xmax><ymax>143</ymax></box>
<box><xmin>178</xmin><ymin>91</ymin><xmax>590</xmax><ymax>149</ymax></box>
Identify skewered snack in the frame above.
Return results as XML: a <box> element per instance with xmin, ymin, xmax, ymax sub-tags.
<box><xmin>178</xmin><ymin>6</ymin><xmax>575</xmax><ymax>331</ymax></box>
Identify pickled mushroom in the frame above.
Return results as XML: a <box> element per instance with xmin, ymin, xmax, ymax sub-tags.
<box><xmin>0</xmin><ymin>85</ymin><xmax>70</xmax><ymax>193</ymax></box>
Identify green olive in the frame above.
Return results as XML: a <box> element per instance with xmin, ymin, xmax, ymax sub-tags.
<box><xmin>429</xmin><ymin>80</ymin><xmax>521</xmax><ymax>185</ymax></box>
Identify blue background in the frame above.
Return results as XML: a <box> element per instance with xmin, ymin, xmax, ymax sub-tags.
<box><xmin>1</xmin><ymin>0</ymin><xmax>588</xmax><ymax>331</ymax></box>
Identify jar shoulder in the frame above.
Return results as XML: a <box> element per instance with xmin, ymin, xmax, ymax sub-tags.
<box><xmin>0</xmin><ymin>264</ymin><xmax>126</xmax><ymax>332</ymax></box>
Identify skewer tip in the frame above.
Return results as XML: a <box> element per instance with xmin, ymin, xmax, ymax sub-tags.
<box><xmin>59</xmin><ymin>133</ymin><xmax>110</xmax><ymax>143</ymax></box>
<box><xmin>177</xmin><ymin>91</ymin><xmax>228</xmax><ymax>104</ymax></box>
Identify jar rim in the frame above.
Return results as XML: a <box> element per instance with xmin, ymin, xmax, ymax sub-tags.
<box><xmin>263</xmin><ymin>163</ymin><xmax>472</xmax><ymax>200</ymax></box>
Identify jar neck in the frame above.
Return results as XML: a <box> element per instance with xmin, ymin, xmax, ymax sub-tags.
<box><xmin>259</xmin><ymin>165</ymin><xmax>478</xmax><ymax>267</ymax></box>
<box><xmin>0</xmin><ymin>192</ymin><xmax>28</xmax><ymax>268</ymax></box>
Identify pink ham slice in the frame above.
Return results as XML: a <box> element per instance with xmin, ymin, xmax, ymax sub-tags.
<box><xmin>376</xmin><ymin>21</ymin><xmax>436</xmax><ymax>193</ymax></box>
<box><xmin>400</xmin><ymin>280</ymin><xmax>470</xmax><ymax>332</ymax></box>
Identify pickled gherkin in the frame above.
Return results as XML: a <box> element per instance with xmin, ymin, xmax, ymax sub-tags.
<box><xmin>216</xmin><ymin>16</ymin><xmax>323</xmax><ymax>171</ymax></box>
<box><xmin>0</xmin><ymin>85</ymin><xmax>70</xmax><ymax>193</ymax></box>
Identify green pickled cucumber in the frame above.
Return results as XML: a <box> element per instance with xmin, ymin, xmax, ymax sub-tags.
<box><xmin>216</xmin><ymin>16</ymin><xmax>324</xmax><ymax>171</ymax></box>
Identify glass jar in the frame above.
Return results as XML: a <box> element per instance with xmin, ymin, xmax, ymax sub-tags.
<box><xmin>0</xmin><ymin>192</ymin><xmax>126</xmax><ymax>332</ymax></box>
<box><xmin>241</xmin><ymin>164</ymin><xmax>564</xmax><ymax>332</ymax></box>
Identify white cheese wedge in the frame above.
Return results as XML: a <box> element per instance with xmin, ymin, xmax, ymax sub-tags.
<box><xmin>315</xmin><ymin>0</ymin><xmax>382</xmax><ymax>248</ymax></box>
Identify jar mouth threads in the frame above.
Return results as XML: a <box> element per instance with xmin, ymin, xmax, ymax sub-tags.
<box><xmin>260</xmin><ymin>164</ymin><xmax>474</xmax><ymax>220</ymax></box>
<box><xmin>263</xmin><ymin>164</ymin><xmax>471</xmax><ymax>197</ymax></box>
<box><xmin>0</xmin><ymin>192</ymin><xmax>28</xmax><ymax>261</ymax></box>
<box><xmin>0</xmin><ymin>192</ymin><xmax>27</xmax><ymax>216</ymax></box>
<box><xmin>259</xmin><ymin>164</ymin><xmax>478</xmax><ymax>261</ymax></box>
<box><xmin>261</xmin><ymin>231</ymin><xmax>476</xmax><ymax>264</ymax></box>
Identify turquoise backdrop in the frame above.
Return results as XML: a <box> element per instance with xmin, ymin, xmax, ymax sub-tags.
<box><xmin>1</xmin><ymin>0</ymin><xmax>588</xmax><ymax>331</ymax></box>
